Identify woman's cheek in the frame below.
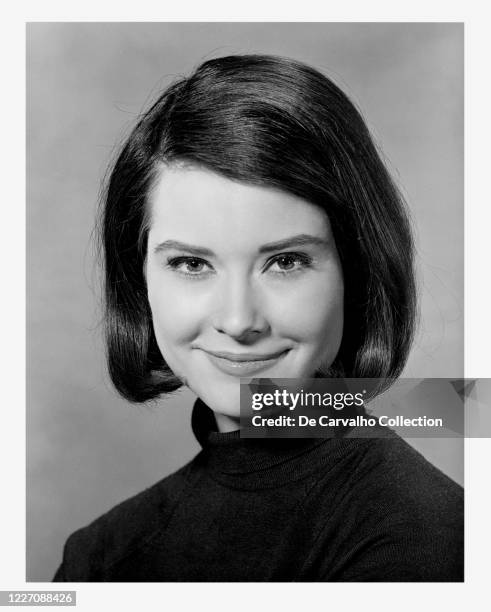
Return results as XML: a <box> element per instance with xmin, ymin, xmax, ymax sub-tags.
<box><xmin>148</xmin><ymin>274</ymin><xmax>206</xmax><ymax>340</ymax></box>
<box><xmin>152</xmin><ymin>293</ymin><xmax>202</xmax><ymax>345</ymax></box>
<box><xmin>272</xmin><ymin>273</ymin><xmax>343</xmax><ymax>341</ymax></box>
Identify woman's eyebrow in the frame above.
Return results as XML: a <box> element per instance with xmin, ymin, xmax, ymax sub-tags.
<box><xmin>154</xmin><ymin>234</ymin><xmax>329</xmax><ymax>257</ymax></box>
<box><xmin>153</xmin><ymin>240</ymin><xmax>215</xmax><ymax>257</ymax></box>
<box><xmin>153</xmin><ymin>234</ymin><xmax>330</xmax><ymax>256</ymax></box>
<box><xmin>258</xmin><ymin>234</ymin><xmax>330</xmax><ymax>254</ymax></box>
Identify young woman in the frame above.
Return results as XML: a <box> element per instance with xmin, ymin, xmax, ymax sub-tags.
<box><xmin>54</xmin><ymin>54</ymin><xmax>463</xmax><ymax>582</ymax></box>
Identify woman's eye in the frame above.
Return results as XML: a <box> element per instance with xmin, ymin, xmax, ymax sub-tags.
<box><xmin>267</xmin><ymin>253</ymin><xmax>313</xmax><ymax>274</ymax></box>
<box><xmin>166</xmin><ymin>256</ymin><xmax>214</xmax><ymax>276</ymax></box>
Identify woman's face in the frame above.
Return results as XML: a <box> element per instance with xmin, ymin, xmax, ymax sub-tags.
<box><xmin>146</xmin><ymin>166</ymin><xmax>344</xmax><ymax>431</ymax></box>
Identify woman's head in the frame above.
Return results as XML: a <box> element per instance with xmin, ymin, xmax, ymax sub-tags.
<box><xmin>145</xmin><ymin>165</ymin><xmax>344</xmax><ymax>425</ymax></box>
<box><xmin>100</xmin><ymin>54</ymin><xmax>416</xmax><ymax>409</ymax></box>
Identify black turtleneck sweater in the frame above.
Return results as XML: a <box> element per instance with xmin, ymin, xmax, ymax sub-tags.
<box><xmin>53</xmin><ymin>399</ymin><xmax>463</xmax><ymax>582</ymax></box>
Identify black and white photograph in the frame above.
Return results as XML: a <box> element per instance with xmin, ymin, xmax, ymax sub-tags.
<box><xmin>26</xmin><ymin>22</ymin><xmax>465</xmax><ymax>584</ymax></box>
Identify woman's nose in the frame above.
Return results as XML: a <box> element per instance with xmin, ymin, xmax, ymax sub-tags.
<box><xmin>212</xmin><ymin>275</ymin><xmax>269</xmax><ymax>341</ymax></box>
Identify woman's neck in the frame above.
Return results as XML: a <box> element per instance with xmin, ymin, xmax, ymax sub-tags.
<box><xmin>213</xmin><ymin>411</ymin><xmax>241</xmax><ymax>433</ymax></box>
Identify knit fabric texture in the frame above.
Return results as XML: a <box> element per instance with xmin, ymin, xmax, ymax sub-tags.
<box><xmin>53</xmin><ymin>398</ymin><xmax>464</xmax><ymax>581</ymax></box>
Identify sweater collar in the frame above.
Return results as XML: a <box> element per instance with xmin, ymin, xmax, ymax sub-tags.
<box><xmin>191</xmin><ymin>398</ymin><xmax>349</xmax><ymax>489</ymax></box>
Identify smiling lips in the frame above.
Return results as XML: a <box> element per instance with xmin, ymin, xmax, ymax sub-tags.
<box><xmin>202</xmin><ymin>348</ymin><xmax>290</xmax><ymax>376</ymax></box>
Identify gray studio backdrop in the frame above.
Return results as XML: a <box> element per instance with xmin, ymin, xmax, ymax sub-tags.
<box><xmin>27</xmin><ymin>23</ymin><xmax>463</xmax><ymax>581</ymax></box>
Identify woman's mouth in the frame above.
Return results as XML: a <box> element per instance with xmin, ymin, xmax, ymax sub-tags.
<box><xmin>201</xmin><ymin>348</ymin><xmax>290</xmax><ymax>377</ymax></box>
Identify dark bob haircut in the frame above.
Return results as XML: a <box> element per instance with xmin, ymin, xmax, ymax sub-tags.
<box><xmin>100</xmin><ymin>54</ymin><xmax>416</xmax><ymax>403</ymax></box>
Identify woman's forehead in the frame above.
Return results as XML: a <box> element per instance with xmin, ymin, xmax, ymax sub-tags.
<box><xmin>147</xmin><ymin>165</ymin><xmax>333</xmax><ymax>250</ymax></box>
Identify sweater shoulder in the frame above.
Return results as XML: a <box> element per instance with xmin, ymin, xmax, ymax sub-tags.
<box><xmin>53</xmin><ymin>456</ymin><xmax>200</xmax><ymax>581</ymax></box>
<box><xmin>309</xmin><ymin>435</ymin><xmax>464</xmax><ymax>580</ymax></box>
<box><xmin>336</xmin><ymin>436</ymin><xmax>463</xmax><ymax>580</ymax></box>
<box><xmin>362</xmin><ymin>435</ymin><xmax>463</xmax><ymax>509</ymax></box>
<box><xmin>313</xmin><ymin>432</ymin><xmax>463</xmax><ymax>528</ymax></box>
